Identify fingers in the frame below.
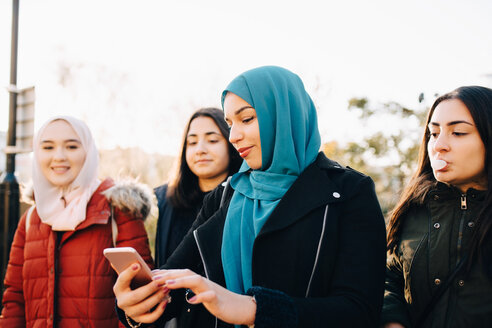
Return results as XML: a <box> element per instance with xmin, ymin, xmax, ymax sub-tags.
<box><xmin>125</xmin><ymin>287</ymin><xmax>170</xmax><ymax>320</ymax></box>
<box><xmin>132</xmin><ymin>299</ymin><xmax>169</xmax><ymax>324</ymax></box>
<box><xmin>113</xmin><ymin>262</ymin><xmax>141</xmax><ymax>295</ymax></box>
<box><xmin>187</xmin><ymin>290</ymin><xmax>217</xmax><ymax>304</ymax></box>
<box><xmin>114</xmin><ymin>263</ymin><xmax>163</xmax><ymax>311</ymax></box>
<box><xmin>160</xmin><ymin>270</ymin><xmax>205</xmax><ymax>292</ymax></box>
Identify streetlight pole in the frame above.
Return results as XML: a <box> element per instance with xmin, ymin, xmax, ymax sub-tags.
<box><xmin>0</xmin><ymin>0</ymin><xmax>20</xmax><ymax>303</ymax></box>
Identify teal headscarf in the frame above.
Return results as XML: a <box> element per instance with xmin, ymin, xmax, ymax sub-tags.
<box><xmin>221</xmin><ymin>66</ymin><xmax>321</xmax><ymax>294</ymax></box>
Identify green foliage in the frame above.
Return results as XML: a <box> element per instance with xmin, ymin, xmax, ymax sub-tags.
<box><xmin>325</xmin><ymin>97</ymin><xmax>428</xmax><ymax>215</ymax></box>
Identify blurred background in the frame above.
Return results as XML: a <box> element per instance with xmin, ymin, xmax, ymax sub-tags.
<box><xmin>1</xmin><ymin>0</ymin><xmax>492</xmax><ymax>218</ymax></box>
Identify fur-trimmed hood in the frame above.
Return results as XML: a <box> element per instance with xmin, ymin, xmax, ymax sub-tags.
<box><xmin>21</xmin><ymin>178</ymin><xmax>155</xmax><ymax>221</ymax></box>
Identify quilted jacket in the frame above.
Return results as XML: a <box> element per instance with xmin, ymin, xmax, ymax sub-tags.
<box><xmin>0</xmin><ymin>178</ymin><xmax>154</xmax><ymax>328</ymax></box>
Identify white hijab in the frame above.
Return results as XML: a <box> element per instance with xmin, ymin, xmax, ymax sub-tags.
<box><xmin>32</xmin><ymin>116</ymin><xmax>101</xmax><ymax>231</ymax></box>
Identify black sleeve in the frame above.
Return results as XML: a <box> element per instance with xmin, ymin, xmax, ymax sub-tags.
<box><xmin>116</xmin><ymin>185</ymin><xmax>226</xmax><ymax>326</ymax></box>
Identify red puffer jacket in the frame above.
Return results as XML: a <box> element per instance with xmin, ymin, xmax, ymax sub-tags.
<box><xmin>0</xmin><ymin>178</ymin><xmax>154</xmax><ymax>328</ymax></box>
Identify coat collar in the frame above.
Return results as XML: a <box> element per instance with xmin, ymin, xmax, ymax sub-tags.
<box><xmin>60</xmin><ymin>179</ymin><xmax>113</xmax><ymax>243</ymax></box>
<box><xmin>258</xmin><ymin>153</ymin><xmax>346</xmax><ymax>236</ymax></box>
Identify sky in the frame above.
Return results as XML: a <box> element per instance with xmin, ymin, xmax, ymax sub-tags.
<box><xmin>1</xmin><ymin>0</ymin><xmax>492</xmax><ymax>156</ymax></box>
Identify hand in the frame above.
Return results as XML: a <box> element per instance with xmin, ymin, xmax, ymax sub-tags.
<box><xmin>113</xmin><ymin>263</ymin><xmax>170</xmax><ymax>324</ymax></box>
<box><xmin>383</xmin><ymin>323</ymin><xmax>405</xmax><ymax>328</ymax></box>
<box><xmin>154</xmin><ymin>269</ymin><xmax>256</xmax><ymax>326</ymax></box>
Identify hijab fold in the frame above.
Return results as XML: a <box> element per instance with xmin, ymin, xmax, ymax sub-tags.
<box><xmin>221</xmin><ymin>66</ymin><xmax>321</xmax><ymax>294</ymax></box>
<box><xmin>33</xmin><ymin>116</ymin><xmax>100</xmax><ymax>231</ymax></box>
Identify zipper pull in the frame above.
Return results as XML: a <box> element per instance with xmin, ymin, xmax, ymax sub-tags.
<box><xmin>461</xmin><ymin>194</ymin><xmax>467</xmax><ymax>210</ymax></box>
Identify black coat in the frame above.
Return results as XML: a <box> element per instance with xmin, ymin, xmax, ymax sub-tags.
<box><xmin>154</xmin><ymin>184</ymin><xmax>205</xmax><ymax>268</ymax></box>
<box><xmin>123</xmin><ymin>153</ymin><xmax>387</xmax><ymax>328</ymax></box>
<box><xmin>382</xmin><ymin>185</ymin><xmax>492</xmax><ymax>328</ymax></box>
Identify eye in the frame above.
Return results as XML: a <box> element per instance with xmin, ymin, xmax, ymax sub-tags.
<box><xmin>429</xmin><ymin>132</ymin><xmax>438</xmax><ymax>138</ymax></box>
<box><xmin>242</xmin><ymin>117</ymin><xmax>254</xmax><ymax>124</ymax></box>
<box><xmin>452</xmin><ymin>132</ymin><xmax>467</xmax><ymax>136</ymax></box>
<box><xmin>67</xmin><ymin>145</ymin><xmax>79</xmax><ymax>150</ymax></box>
<box><xmin>208</xmin><ymin>139</ymin><xmax>219</xmax><ymax>144</ymax></box>
<box><xmin>42</xmin><ymin>145</ymin><xmax>54</xmax><ymax>150</ymax></box>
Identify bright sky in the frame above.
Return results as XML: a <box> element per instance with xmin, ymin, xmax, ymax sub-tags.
<box><xmin>1</xmin><ymin>0</ymin><xmax>491</xmax><ymax>155</ymax></box>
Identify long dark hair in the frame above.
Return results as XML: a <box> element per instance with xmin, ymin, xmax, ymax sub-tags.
<box><xmin>167</xmin><ymin>107</ymin><xmax>242</xmax><ymax>209</ymax></box>
<box><xmin>387</xmin><ymin>86</ymin><xmax>492</xmax><ymax>266</ymax></box>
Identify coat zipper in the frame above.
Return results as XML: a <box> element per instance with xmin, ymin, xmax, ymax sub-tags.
<box><xmin>305</xmin><ymin>205</ymin><xmax>329</xmax><ymax>297</ymax></box>
<box><xmin>456</xmin><ymin>194</ymin><xmax>467</xmax><ymax>264</ymax></box>
<box><xmin>193</xmin><ymin>229</ymin><xmax>218</xmax><ymax>328</ymax></box>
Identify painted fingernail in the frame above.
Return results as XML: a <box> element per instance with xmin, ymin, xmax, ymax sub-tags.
<box><xmin>162</xmin><ymin>287</ymin><xmax>169</xmax><ymax>293</ymax></box>
<box><xmin>188</xmin><ymin>296</ymin><xmax>197</xmax><ymax>303</ymax></box>
<box><xmin>152</xmin><ymin>275</ymin><xmax>162</xmax><ymax>280</ymax></box>
<box><xmin>132</xmin><ymin>264</ymin><xmax>139</xmax><ymax>271</ymax></box>
<box><xmin>166</xmin><ymin>279</ymin><xmax>175</xmax><ymax>285</ymax></box>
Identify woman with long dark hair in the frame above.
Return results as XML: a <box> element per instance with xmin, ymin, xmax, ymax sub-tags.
<box><xmin>382</xmin><ymin>86</ymin><xmax>492</xmax><ymax>328</ymax></box>
<box><xmin>154</xmin><ymin>107</ymin><xmax>242</xmax><ymax>268</ymax></box>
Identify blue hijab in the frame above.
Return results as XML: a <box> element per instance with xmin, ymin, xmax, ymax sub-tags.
<box><xmin>221</xmin><ymin>66</ymin><xmax>321</xmax><ymax>294</ymax></box>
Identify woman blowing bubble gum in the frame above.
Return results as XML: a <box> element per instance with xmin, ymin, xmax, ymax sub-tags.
<box><xmin>0</xmin><ymin>116</ymin><xmax>153</xmax><ymax>328</ymax></box>
<box><xmin>114</xmin><ymin>66</ymin><xmax>387</xmax><ymax>328</ymax></box>
<box><xmin>382</xmin><ymin>86</ymin><xmax>492</xmax><ymax>328</ymax></box>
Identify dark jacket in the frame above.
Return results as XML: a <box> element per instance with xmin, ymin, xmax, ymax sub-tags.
<box><xmin>154</xmin><ymin>184</ymin><xmax>204</xmax><ymax>268</ymax></box>
<box><xmin>382</xmin><ymin>183</ymin><xmax>492</xmax><ymax>328</ymax></box>
<box><xmin>153</xmin><ymin>184</ymin><xmax>208</xmax><ymax>328</ymax></box>
<box><xmin>121</xmin><ymin>153</ymin><xmax>387</xmax><ymax>328</ymax></box>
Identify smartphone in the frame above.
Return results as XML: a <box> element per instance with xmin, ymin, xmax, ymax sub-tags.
<box><xmin>103</xmin><ymin>247</ymin><xmax>153</xmax><ymax>288</ymax></box>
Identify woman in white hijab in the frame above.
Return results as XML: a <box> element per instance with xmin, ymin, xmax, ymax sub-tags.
<box><xmin>1</xmin><ymin>116</ymin><xmax>154</xmax><ymax>328</ymax></box>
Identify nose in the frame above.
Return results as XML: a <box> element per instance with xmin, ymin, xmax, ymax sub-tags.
<box><xmin>195</xmin><ymin>140</ymin><xmax>207</xmax><ymax>154</ymax></box>
<box><xmin>432</xmin><ymin>133</ymin><xmax>450</xmax><ymax>153</ymax></box>
<box><xmin>229</xmin><ymin>124</ymin><xmax>243</xmax><ymax>145</ymax></box>
<box><xmin>53</xmin><ymin>146</ymin><xmax>67</xmax><ymax>161</ymax></box>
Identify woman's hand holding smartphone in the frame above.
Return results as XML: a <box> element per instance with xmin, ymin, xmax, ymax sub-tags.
<box><xmin>103</xmin><ymin>247</ymin><xmax>153</xmax><ymax>287</ymax></box>
<box><xmin>106</xmin><ymin>247</ymin><xmax>171</xmax><ymax>324</ymax></box>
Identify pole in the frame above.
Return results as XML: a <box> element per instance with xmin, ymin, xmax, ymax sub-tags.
<box><xmin>1</xmin><ymin>0</ymin><xmax>20</xmax><ymax>304</ymax></box>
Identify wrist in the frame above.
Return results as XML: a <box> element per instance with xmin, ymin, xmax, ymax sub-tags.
<box><xmin>243</xmin><ymin>294</ymin><xmax>256</xmax><ymax>327</ymax></box>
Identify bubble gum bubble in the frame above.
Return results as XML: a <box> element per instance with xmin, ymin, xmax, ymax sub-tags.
<box><xmin>431</xmin><ymin>159</ymin><xmax>447</xmax><ymax>170</ymax></box>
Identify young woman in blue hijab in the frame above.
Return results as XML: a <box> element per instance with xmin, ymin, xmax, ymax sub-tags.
<box><xmin>114</xmin><ymin>66</ymin><xmax>387</xmax><ymax>328</ymax></box>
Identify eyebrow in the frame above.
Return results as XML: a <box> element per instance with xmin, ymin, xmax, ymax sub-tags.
<box><xmin>187</xmin><ymin>131</ymin><xmax>221</xmax><ymax>137</ymax></box>
<box><xmin>40</xmin><ymin>139</ymin><xmax>82</xmax><ymax>143</ymax></box>
<box><xmin>428</xmin><ymin>120</ymin><xmax>474</xmax><ymax>128</ymax></box>
<box><xmin>234</xmin><ymin>106</ymin><xmax>254</xmax><ymax>115</ymax></box>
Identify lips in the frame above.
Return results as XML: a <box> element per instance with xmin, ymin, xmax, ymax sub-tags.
<box><xmin>237</xmin><ymin>146</ymin><xmax>253</xmax><ymax>158</ymax></box>
<box><xmin>51</xmin><ymin>166</ymin><xmax>70</xmax><ymax>173</ymax></box>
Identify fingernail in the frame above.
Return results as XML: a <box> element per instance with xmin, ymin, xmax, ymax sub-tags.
<box><xmin>132</xmin><ymin>264</ymin><xmax>139</xmax><ymax>271</ymax></box>
<box><xmin>162</xmin><ymin>287</ymin><xmax>169</xmax><ymax>293</ymax></box>
<box><xmin>166</xmin><ymin>279</ymin><xmax>175</xmax><ymax>285</ymax></box>
<box><xmin>152</xmin><ymin>275</ymin><xmax>162</xmax><ymax>280</ymax></box>
<box><xmin>188</xmin><ymin>296</ymin><xmax>197</xmax><ymax>303</ymax></box>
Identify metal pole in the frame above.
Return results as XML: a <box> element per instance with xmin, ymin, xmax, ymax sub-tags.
<box><xmin>1</xmin><ymin>0</ymin><xmax>20</xmax><ymax>304</ymax></box>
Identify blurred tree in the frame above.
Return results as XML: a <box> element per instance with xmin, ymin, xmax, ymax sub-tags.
<box><xmin>324</xmin><ymin>96</ymin><xmax>430</xmax><ymax>215</ymax></box>
<box><xmin>99</xmin><ymin>147</ymin><xmax>176</xmax><ymax>257</ymax></box>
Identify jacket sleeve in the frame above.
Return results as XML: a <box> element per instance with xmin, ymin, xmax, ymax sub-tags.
<box><xmin>114</xmin><ymin>206</ymin><xmax>154</xmax><ymax>270</ymax></box>
<box><xmin>380</xmin><ymin>251</ymin><xmax>411</xmax><ymax>328</ymax></box>
<box><xmin>0</xmin><ymin>212</ymin><xmax>28</xmax><ymax>328</ymax></box>
<box><xmin>248</xmin><ymin>176</ymin><xmax>387</xmax><ymax>328</ymax></box>
<box><xmin>116</xmin><ymin>186</ymin><xmax>227</xmax><ymax>327</ymax></box>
